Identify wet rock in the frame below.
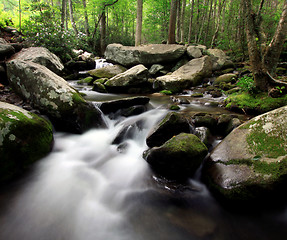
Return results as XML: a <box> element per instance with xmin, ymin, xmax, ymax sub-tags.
<box><xmin>6</xmin><ymin>59</ymin><xmax>106</xmax><ymax>133</ymax></box>
<box><xmin>146</xmin><ymin>112</ymin><xmax>191</xmax><ymax>147</ymax></box>
<box><xmin>10</xmin><ymin>47</ymin><xmax>64</xmax><ymax>75</ymax></box>
<box><xmin>193</xmin><ymin>114</ymin><xmax>217</xmax><ymax>132</ymax></box>
<box><xmin>203</xmin><ymin>105</ymin><xmax>287</xmax><ymax>203</ymax></box>
<box><xmin>88</xmin><ymin>64</ymin><xmax>127</xmax><ymax>79</ymax></box>
<box><xmin>99</xmin><ymin>96</ymin><xmax>150</xmax><ymax>114</ymax></box>
<box><xmin>155</xmin><ymin>56</ymin><xmax>213</xmax><ymax>92</ymax></box>
<box><xmin>214</xmin><ymin>73</ymin><xmax>237</xmax><ymax>86</ymax></box>
<box><xmin>105</xmin><ymin>43</ymin><xmax>187</xmax><ymax>67</ymax></box>
<box><xmin>195</xmin><ymin>126</ymin><xmax>212</xmax><ymax>147</ymax></box>
<box><xmin>0</xmin><ymin>102</ymin><xmax>53</xmax><ymax>183</ymax></box>
<box><xmin>144</xmin><ymin>133</ymin><xmax>208</xmax><ymax>179</ymax></box>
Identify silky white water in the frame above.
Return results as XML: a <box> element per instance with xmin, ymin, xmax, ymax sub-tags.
<box><xmin>0</xmin><ymin>108</ymin><xmax>169</xmax><ymax>240</ymax></box>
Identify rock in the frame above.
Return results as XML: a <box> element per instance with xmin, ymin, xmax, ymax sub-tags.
<box><xmin>10</xmin><ymin>47</ymin><xmax>64</xmax><ymax>75</ymax></box>
<box><xmin>104</xmin><ymin>64</ymin><xmax>149</xmax><ymax>92</ymax></box>
<box><xmin>154</xmin><ymin>56</ymin><xmax>213</xmax><ymax>92</ymax></box>
<box><xmin>171</xmin><ymin>56</ymin><xmax>189</xmax><ymax>72</ymax></box>
<box><xmin>0</xmin><ymin>102</ymin><xmax>53</xmax><ymax>183</ymax></box>
<box><xmin>187</xmin><ymin>46</ymin><xmax>203</xmax><ymax>59</ymax></box>
<box><xmin>0</xmin><ymin>43</ymin><xmax>15</xmax><ymax>60</ymax></box>
<box><xmin>88</xmin><ymin>64</ymin><xmax>127</xmax><ymax>79</ymax></box>
<box><xmin>207</xmin><ymin>48</ymin><xmax>234</xmax><ymax>70</ymax></box>
<box><xmin>214</xmin><ymin>73</ymin><xmax>237</xmax><ymax>86</ymax></box>
<box><xmin>195</xmin><ymin>126</ymin><xmax>212</xmax><ymax>147</ymax></box>
<box><xmin>146</xmin><ymin>112</ymin><xmax>191</xmax><ymax>147</ymax></box>
<box><xmin>144</xmin><ymin>133</ymin><xmax>208</xmax><ymax>179</ymax></box>
<box><xmin>99</xmin><ymin>96</ymin><xmax>150</xmax><ymax>114</ymax></box>
<box><xmin>149</xmin><ymin>64</ymin><xmax>165</xmax><ymax>75</ymax></box>
<box><xmin>105</xmin><ymin>43</ymin><xmax>187</xmax><ymax>67</ymax></box>
<box><xmin>193</xmin><ymin>114</ymin><xmax>217</xmax><ymax>132</ymax></box>
<box><xmin>7</xmin><ymin>60</ymin><xmax>106</xmax><ymax>133</ymax></box>
<box><xmin>92</xmin><ymin>82</ymin><xmax>107</xmax><ymax>93</ymax></box>
<box><xmin>65</xmin><ymin>60</ymin><xmax>93</xmax><ymax>72</ymax></box>
<box><xmin>203</xmin><ymin>105</ymin><xmax>287</xmax><ymax>203</ymax></box>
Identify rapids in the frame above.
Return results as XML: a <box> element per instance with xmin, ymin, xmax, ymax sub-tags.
<box><xmin>1</xmin><ymin>89</ymin><xmax>287</xmax><ymax>240</ymax></box>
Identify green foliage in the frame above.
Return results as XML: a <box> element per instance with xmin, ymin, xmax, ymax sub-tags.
<box><xmin>236</xmin><ymin>75</ymin><xmax>256</xmax><ymax>93</ymax></box>
<box><xmin>0</xmin><ymin>4</ymin><xmax>11</xmax><ymax>28</ymax></box>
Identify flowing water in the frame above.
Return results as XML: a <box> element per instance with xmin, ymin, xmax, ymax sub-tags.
<box><xmin>1</xmin><ymin>87</ymin><xmax>287</xmax><ymax>240</ymax></box>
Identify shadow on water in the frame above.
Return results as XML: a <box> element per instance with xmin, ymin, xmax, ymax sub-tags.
<box><xmin>1</xmin><ymin>87</ymin><xmax>287</xmax><ymax>240</ymax></box>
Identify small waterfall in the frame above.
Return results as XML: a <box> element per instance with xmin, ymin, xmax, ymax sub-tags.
<box><xmin>95</xmin><ymin>59</ymin><xmax>113</xmax><ymax>69</ymax></box>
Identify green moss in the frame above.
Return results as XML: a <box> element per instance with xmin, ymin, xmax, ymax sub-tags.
<box><xmin>77</xmin><ymin>76</ymin><xmax>94</xmax><ymax>85</ymax></box>
<box><xmin>225</xmin><ymin>92</ymin><xmax>287</xmax><ymax>113</ymax></box>
<box><xmin>169</xmin><ymin>105</ymin><xmax>180</xmax><ymax>110</ymax></box>
<box><xmin>160</xmin><ymin>90</ymin><xmax>173</xmax><ymax>95</ymax></box>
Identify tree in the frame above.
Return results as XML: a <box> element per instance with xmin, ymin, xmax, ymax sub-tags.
<box><xmin>168</xmin><ymin>0</ymin><xmax>178</xmax><ymax>44</ymax></box>
<box><xmin>135</xmin><ymin>0</ymin><xmax>143</xmax><ymax>46</ymax></box>
<box><xmin>243</xmin><ymin>0</ymin><xmax>287</xmax><ymax>91</ymax></box>
<box><xmin>68</xmin><ymin>0</ymin><xmax>78</xmax><ymax>35</ymax></box>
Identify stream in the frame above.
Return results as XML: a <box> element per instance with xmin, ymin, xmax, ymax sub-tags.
<box><xmin>1</xmin><ymin>84</ymin><xmax>287</xmax><ymax>240</ymax></box>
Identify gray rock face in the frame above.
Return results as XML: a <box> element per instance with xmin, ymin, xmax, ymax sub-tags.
<box><xmin>105</xmin><ymin>64</ymin><xmax>149</xmax><ymax>91</ymax></box>
<box><xmin>187</xmin><ymin>46</ymin><xmax>203</xmax><ymax>59</ymax></box>
<box><xmin>149</xmin><ymin>64</ymin><xmax>165</xmax><ymax>75</ymax></box>
<box><xmin>146</xmin><ymin>112</ymin><xmax>191</xmax><ymax>147</ymax></box>
<box><xmin>203</xmin><ymin>106</ymin><xmax>287</xmax><ymax>202</ymax></box>
<box><xmin>0</xmin><ymin>102</ymin><xmax>53</xmax><ymax>183</ymax></box>
<box><xmin>144</xmin><ymin>133</ymin><xmax>208</xmax><ymax>179</ymax></box>
<box><xmin>154</xmin><ymin>56</ymin><xmax>213</xmax><ymax>92</ymax></box>
<box><xmin>207</xmin><ymin>48</ymin><xmax>234</xmax><ymax>70</ymax></box>
<box><xmin>105</xmin><ymin>43</ymin><xmax>187</xmax><ymax>67</ymax></box>
<box><xmin>7</xmin><ymin>59</ymin><xmax>106</xmax><ymax>133</ymax></box>
<box><xmin>11</xmin><ymin>47</ymin><xmax>64</xmax><ymax>75</ymax></box>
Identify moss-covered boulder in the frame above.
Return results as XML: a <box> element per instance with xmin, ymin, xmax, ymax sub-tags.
<box><xmin>144</xmin><ymin>133</ymin><xmax>208</xmax><ymax>179</ymax></box>
<box><xmin>7</xmin><ymin>59</ymin><xmax>106</xmax><ymax>133</ymax></box>
<box><xmin>203</xmin><ymin>105</ymin><xmax>287</xmax><ymax>203</ymax></box>
<box><xmin>146</xmin><ymin>112</ymin><xmax>191</xmax><ymax>147</ymax></box>
<box><xmin>213</xmin><ymin>73</ymin><xmax>237</xmax><ymax>86</ymax></box>
<box><xmin>0</xmin><ymin>102</ymin><xmax>53</xmax><ymax>183</ymax></box>
<box><xmin>88</xmin><ymin>64</ymin><xmax>127</xmax><ymax>79</ymax></box>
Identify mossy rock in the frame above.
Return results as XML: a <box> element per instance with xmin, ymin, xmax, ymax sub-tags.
<box><xmin>169</xmin><ymin>105</ymin><xmax>180</xmax><ymax>110</ymax></box>
<box><xmin>146</xmin><ymin>112</ymin><xmax>191</xmax><ymax>147</ymax></box>
<box><xmin>203</xmin><ymin>105</ymin><xmax>287</xmax><ymax>203</ymax></box>
<box><xmin>191</xmin><ymin>92</ymin><xmax>204</xmax><ymax>98</ymax></box>
<box><xmin>144</xmin><ymin>133</ymin><xmax>208</xmax><ymax>179</ymax></box>
<box><xmin>88</xmin><ymin>65</ymin><xmax>127</xmax><ymax>79</ymax></box>
<box><xmin>0</xmin><ymin>102</ymin><xmax>54</xmax><ymax>183</ymax></box>
<box><xmin>193</xmin><ymin>114</ymin><xmax>217</xmax><ymax>132</ymax></box>
<box><xmin>77</xmin><ymin>76</ymin><xmax>94</xmax><ymax>85</ymax></box>
<box><xmin>214</xmin><ymin>73</ymin><xmax>237</xmax><ymax>86</ymax></box>
<box><xmin>225</xmin><ymin>92</ymin><xmax>287</xmax><ymax>115</ymax></box>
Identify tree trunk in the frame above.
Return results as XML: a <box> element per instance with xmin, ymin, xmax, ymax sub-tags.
<box><xmin>19</xmin><ymin>0</ymin><xmax>21</xmax><ymax>32</ymax></box>
<box><xmin>99</xmin><ymin>10</ymin><xmax>106</xmax><ymax>56</ymax></box>
<box><xmin>135</xmin><ymin>0</ymin><xmax>143</xmax><ymax>46</ymax></box>
<box><xmin>168</xmin><ymin>0</ymin><xmax>178</xmax><ymax>44</ymax></box>
<box><xmin>180</xmin><ymin>0</ymin><xmax>186</xmax><ymax>43</ymax></box>
<box><xmin>263</xmin><ymin>0</ymin><xmax>287</xmax><ymax>75</ymax></box>
<box><xmin>187</xmin><ymin>0</ymin><xmax>195</xmax><ymax>43</ymax></box>
<box><xmin>176</xmin><ymin>0</ymin><xmax>181</xmax><ymax>42</ymax></box>
<box><xmin>203</xmin><ymin>0</ymin><xmax>213</xmax><ymax>45</ymax></box>
<box><xmin>68</xmin><ymin>0</ymin><xmax>78</xmax><ymax>35</ymax></box>
<box><xmin>82</xmin><ymin>0</ymin><xmax>90</xmax><ymax>36</ymax></box>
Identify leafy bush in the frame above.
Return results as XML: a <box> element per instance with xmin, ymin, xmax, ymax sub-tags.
<box><xmin>236</xmin><ymin>75</ymin><xmax>256</xmax><ymax>93</ymax></box>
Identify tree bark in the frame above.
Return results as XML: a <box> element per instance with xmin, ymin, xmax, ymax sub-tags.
<box><xmin>263</xmin><ymin>0</ymin><xmax>287</xmax><ymax>75</ymax></box>
<box><xmin>135</xmin><ymin>0</ymin><xmax>143</xmax><ymax>46</ymax></box>
<box><xmin>187</xmin><ymin>0</ymin><xmax>195</xmax><ymax>43</ymax></box>
<box><xmin>168</xmin><ymin>0</ymin><xmax>178</xmax><ymax>44</ymax></box>
<box><xmin>68</xmin><ymin>0</ymin><xmax>78</xmax><ymax>35</ymax></box>
<box><xmin>180</xmin><ymin>0</ymin><xmax>186</xmax><ymax>43</ymax></box>
<box><xmin>99</xmin><ymin>10</ymin><xmax>106</xmax><ymax>56</ymax></box>
<box><xmin>176</xmin><ymin>0</ymin><xmax>181</xmax><ymax>42</ymax></box>
<box><xmin>82</xmin><ymin>0</ymin><xmax>90</xmax><ymax>36</ymax></box>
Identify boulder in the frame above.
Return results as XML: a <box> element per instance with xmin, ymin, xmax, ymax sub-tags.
<box><xmin>207</xmin><ymin>48</ymin><xmax>234</xmax><ymax>70</ymax></box>
<box><xmin>0</xmin><ymin>43</ymin><xmax>15</xmax><ymax>60</ymax></box>
<box><xmin>99</xmin><ymin>96</ymin><xmax>150</xmax><ymax>114</ymax></box>
<box><xmin>104</xmin><ymin>64</ymin><xmax>149</xmax><ymax>92</ymax></box>
<box><xmin>187</xmin><ymin>46</ymin><xmax>203</xmax><ymax>59</ymax></box>
<box><xmin>105</xmin><ymin>43</ymin><xmax>187</xmax><ymax>67</ymax></box>
<box><xmin>146</xmin><ymin>112</ymin><xmax>191</xmax><ymax>147</ymax></box>
<box><xmin>203</xmin><ymin>105</ymin><xmax>287</xmax><ymax>203</ymax></box>
<box><xmin>7</xmin><ymin>60</ymin><xmax>106</xmax><ymax>133</ymax></box>
<box><xmin>88</xmin><ymin>64</ymin><xmax>127</xmax><ymax>79</ymax></box>
<box><xmin>0</xmin><ymin>102</ymin><xmax>53</xmax><ymax>183</ymax></box>
<box><xmin>214</xmin><ymin>73</ymin><xmax>237</xmax><ymax>86</ymax></box>
<box><xmin>154</xmin><ymin>56</ymin><xmax>213</xmax><ymax>92</ymax></box>
<box><xmin>10</xmin><ymin>47</ymin><xmax>64</xmax><ymax>75</ymax></box>
<box><xmin>149</xmin><ymin>64</ymin><xmax>165</xmax><ymax>75</ymax></box>
<box><xmin>144</xmin><ymin>133</ymin><xmax>208</xmax><ymax>179</ymax></box>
